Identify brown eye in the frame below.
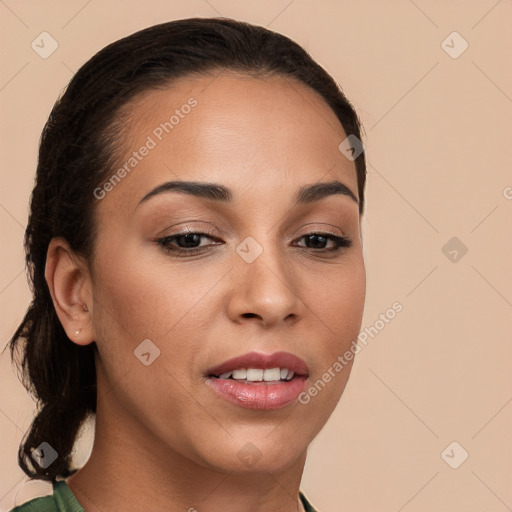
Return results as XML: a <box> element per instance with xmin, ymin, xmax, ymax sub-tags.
<box><xmin>294</xmin><ymin>233</ymin><xmax>351</xmax><ymax>252</ymax></box>
<box><xmin>172</xmin><ymin>233</ymin><xmax>205</xmax><ymax>249</ymax></box>
<box><xmin>156</xmin><ymin>229</ymin><xmax>222</xmax><ymax>256</ymax></box>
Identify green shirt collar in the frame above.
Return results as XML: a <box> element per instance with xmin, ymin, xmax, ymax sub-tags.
<box><xmin>11</xmin><ymin>479</ymin><xmax>319</xmax><ymax>511</ymax></box>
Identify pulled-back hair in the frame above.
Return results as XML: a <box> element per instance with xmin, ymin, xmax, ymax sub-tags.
<box><xmin>8</xmin><ymin>17</ymin><xmax>366</xmax><ymax>481</ymax></box>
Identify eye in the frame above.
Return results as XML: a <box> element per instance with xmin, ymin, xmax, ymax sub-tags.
<box><xmin>155</xmin><ymin>228</ymin><xmax>222</xmax><ymax>256</ymax></box>
<box><xmin>293</xmin><ymin>232</ymin><xmax>352</xmax><ymax>252</ymax></box>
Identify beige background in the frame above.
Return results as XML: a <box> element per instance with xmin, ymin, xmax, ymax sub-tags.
<box><xmin>1</xmin><ymin>1</ymin><xmax>511</xmax><ymax>510</ymax></box>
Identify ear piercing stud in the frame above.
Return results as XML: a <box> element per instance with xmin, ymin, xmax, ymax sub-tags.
<box><xmin>74</xmin><ymin>306</ymin><xmax>88</xmax><ymax>335</ymax></box>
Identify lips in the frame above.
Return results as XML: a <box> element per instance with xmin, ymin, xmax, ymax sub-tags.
<box><xmin>205</xmin><ymin>351</ymin><xmax>309</xmax><ymax>410</ymax></box>
<box><xmin>206</xmin><ymin>351</ymin><xmax>309</xmax><ymax>378</ymax></box>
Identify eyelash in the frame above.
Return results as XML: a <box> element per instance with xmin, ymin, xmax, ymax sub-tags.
<box><xmin>155</xmin><ymin>228</ymin><xmax>352</xmax><ymax>257</ymax></box>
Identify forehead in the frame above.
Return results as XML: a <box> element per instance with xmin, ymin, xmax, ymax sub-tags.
<box><xmin>100</xmin><ymin>72</ymin><xmax>357</xmax><ymax>211</ymax></box>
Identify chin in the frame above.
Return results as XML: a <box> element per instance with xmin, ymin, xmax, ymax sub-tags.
<box><xmin>195</xmin><ymin>432</ymin><xmax>309</xmax><ymax>475</ymax></box>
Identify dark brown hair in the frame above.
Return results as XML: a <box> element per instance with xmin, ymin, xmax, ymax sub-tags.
<box><xmin>8</xmin><ymin>17</ymin><xmax>366</xmax><ymax>481</ymax></box>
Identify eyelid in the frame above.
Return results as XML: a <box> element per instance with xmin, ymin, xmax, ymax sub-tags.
<box><xmin>157</xmin><ymin>222</ymin><xmax>346</xmax><ymax>242</ymax></box>
<box><xmin>290</xmin><ymin>222</ymin><xmax>347</xmax><ymax>240</ymax></box>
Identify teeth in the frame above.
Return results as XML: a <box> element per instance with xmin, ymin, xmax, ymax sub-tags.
<box><xmin>232</xmin><ymin>369</ymin><xmax>247</xmax><ymax>379</ymax></box>
<box><xmin>218</xmin><ymin>367</ymin><xmax>295</xmax><ymax>382</ymax></box>
<box><xmin>263</xmin><ymin>368</ymin><xmax>281</xmax><ymax>381</ymax></box>
<box><xmin>246</xmin><ymin>369</ymin><xmax>264</xmax><ymax>381</ymax></box>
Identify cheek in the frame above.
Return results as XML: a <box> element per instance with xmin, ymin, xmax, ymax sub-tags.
<box><xmin>92</xmin><ymin>240</ymin><xmax>179</xmax><ymax>328</ymax></box>
<box><xmin>90</xmin><ymin>245</ymin><xmax>227</xmax><ymax>371</ymax></box>
<box><xmin>89</xmin><ymin>247</ymin><xmax>220</xmax><ymax>430</ymax></box>
<box><xmin>301</xmin><ymin>255</ymin><xmax>365</xmax><ymax>408</ymax></box>
<box><xmin>307</xmin><ymin>256</ymin><xmax>366</xmax><ymax>353</ymax></box>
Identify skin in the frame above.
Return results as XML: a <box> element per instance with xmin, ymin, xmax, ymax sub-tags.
<box><xmin>45</xmin><ymin>72</ymin><xmax>366</xmax><ymax>512</ymax></box>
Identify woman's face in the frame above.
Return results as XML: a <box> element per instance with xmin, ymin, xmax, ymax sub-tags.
<box><xmin>87</xmin><ymin>72</ymin><xmax>365</xmax><ymax>473</ymax></box>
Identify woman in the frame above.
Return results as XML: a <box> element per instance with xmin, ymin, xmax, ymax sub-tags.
<box><xmin>9</xmin><ymin>17</ymin><xmax>366</xmax><ymax>512</ymax></box>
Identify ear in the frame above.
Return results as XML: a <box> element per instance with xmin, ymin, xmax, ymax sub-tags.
<box><xmin>45</xmin><ymin>237</ymin><xmax>95</xmax><ymax>346</ymax></box>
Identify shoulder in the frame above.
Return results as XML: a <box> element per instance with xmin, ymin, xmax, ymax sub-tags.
<box><xmin>8</xmin><ymin>480</ymin><xmax>84</xmax><ymax>512</ymax></box>
<box><xmin>9</xmin><ymin>494</ymin><xmax>57</xmax><ymax>512</ymax></box>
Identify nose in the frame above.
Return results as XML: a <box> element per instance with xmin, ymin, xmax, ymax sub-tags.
<box><xmin>225</xmin><ymin>240</ymin><xmax>303</xmax><ymax>329</ymax></box>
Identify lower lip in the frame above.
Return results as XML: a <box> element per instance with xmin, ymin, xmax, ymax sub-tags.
<box><xmin>206</xmin><ymin>376</ymin><xmax>308</xmax><ymax>410</ymax></box>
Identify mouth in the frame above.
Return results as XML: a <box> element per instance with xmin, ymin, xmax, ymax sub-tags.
<box><xmin>205</xmin><ymin>351</ymin><xmax>309</xmax><ymax>410</ymax></box>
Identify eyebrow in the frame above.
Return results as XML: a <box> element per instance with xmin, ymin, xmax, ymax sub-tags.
<box><xmin>138</xmin><ymin>179</ymin><xmax>358</xmax><ymax>206</ymax></box>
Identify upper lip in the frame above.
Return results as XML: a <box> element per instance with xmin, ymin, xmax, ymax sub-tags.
<box><xmin>207</xmin><ymin>351</ymin><xmax>309</xmax><ymax>377</ymax></box>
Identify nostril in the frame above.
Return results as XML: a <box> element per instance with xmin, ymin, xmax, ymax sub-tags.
<box><xmin>242</xmin><ymin>313</ymin><xmax>259</xmax><ymax>319</ymax></box>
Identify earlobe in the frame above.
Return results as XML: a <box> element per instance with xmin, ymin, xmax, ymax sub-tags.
<box><xmin>45</xmin><ymin>237</ymin><xmax>95</xmax><ymax>346</ymax></box>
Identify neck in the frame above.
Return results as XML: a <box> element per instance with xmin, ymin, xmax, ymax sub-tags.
<box><xmin>67</xmin><ymin>399</ymin><xmax>307</xmax><ymax>512</ymax></box>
